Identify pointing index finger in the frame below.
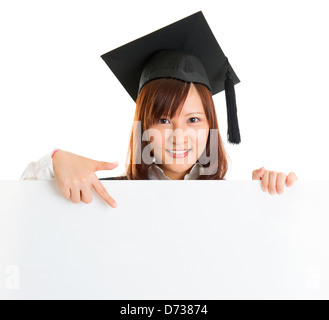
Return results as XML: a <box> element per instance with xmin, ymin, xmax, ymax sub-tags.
<box><xmin>92</xmin><ymin>179</ymin><xmax>117</xmax><ymax>208</ymax></box>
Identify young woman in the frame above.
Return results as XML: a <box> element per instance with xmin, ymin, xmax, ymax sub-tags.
<box><xmin>21</xmin><ymin>77</ymin><xmax>298</xmax><ymax>208</ymax></box>
<box><xmin>20</xmin><ymin>12</ymin><xmax>298</xmax><ymax>207</ymax></box>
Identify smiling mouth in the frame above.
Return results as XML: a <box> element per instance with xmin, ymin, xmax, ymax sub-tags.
<box><xmin>166</xmin><ymin>149</ymin><xmax>192</xmax><ymax>158</ymax></box>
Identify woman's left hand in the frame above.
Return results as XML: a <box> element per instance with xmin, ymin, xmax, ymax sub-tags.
<box><xmin>252</xmin><ymin>167</ymin><xmax>298</xmax><ymax>195</ymax></box>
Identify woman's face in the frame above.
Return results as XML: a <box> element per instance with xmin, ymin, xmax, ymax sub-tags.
<box><xmin>148</xmin><ymin>83</ymin><xmax>209</xmax><ymax>180</ymax></box>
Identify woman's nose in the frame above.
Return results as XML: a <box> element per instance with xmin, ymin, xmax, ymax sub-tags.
<box><xmin>168</xmin><ymin>128</ymin><xmax>188</xmax><ymax>145</ymax></box>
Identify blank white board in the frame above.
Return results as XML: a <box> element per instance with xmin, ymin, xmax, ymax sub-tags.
<box><xmin>0</xmin><ymin>180</ymin><xmax>328</xmax><ymax>300</ymax></box>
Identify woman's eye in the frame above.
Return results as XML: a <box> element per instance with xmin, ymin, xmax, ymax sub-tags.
<box><xmin>189</xmin><ymin>117</ymin><xmax>200</xmax><ymax>123</ymax></box>
<box><xmin>158</xmin><ymin>118</ymin><xmax>170</xmax><ymax>124</ymax></box>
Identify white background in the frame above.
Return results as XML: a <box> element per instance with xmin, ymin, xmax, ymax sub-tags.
<box><xmin>0</xmin><ymin>0</ymin><xmax>328</xmax><ymax>181</ymax></box>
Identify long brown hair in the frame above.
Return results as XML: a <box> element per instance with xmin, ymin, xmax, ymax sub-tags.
<box><xmin>114</xmin><ymin>78</ymin><xmax>230</xmax><ymax>180</ymax></box>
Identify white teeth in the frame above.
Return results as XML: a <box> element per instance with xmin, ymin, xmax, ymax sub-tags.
<box><xmin>168</xmin><ymin>149</ymin><xmax>190</xmax><ymax>154</ymax></box>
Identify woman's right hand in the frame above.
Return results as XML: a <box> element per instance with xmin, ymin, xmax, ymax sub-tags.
<box><xmin>52</xmin><ymin>150</ymin><xmax>119</xmax><ymax>208</ymax></box>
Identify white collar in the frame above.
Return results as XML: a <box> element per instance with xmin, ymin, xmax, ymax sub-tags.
<box><xmin>148</xmin><ymin>161</ymin><xmax>204</xmax><ymax>180</ymax></box>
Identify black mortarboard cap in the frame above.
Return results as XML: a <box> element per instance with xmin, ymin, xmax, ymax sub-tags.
<box><xmin>101</xmin><ymin>11</ymin><xmax>241</xmax><ymax>144</ymax></box>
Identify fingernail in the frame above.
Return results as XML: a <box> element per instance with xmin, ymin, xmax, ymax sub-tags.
<box><xmin>263</xmin><ymin>187</ymin><xmax>267</xmax><ymax>192</ymax></box>
<box><xmin>113</xmin><ymin>202</ymin><xmax>117</xmax><ymax>208</ymax></box>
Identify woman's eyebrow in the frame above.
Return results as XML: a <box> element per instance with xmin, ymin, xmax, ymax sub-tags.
<box><xmin>184</xmin><ymin>112</ymin><xmax>204</xmax><ymax>116</ymax></box>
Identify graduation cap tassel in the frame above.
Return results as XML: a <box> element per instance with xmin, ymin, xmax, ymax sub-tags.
<box><xmin>225</xmin><ymin>59</ymin><xmax>241</xmax><ymax>144</ymax></box>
